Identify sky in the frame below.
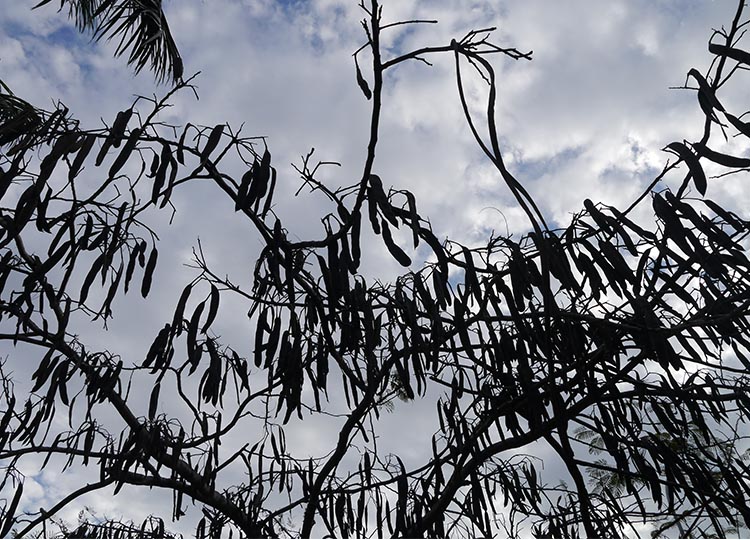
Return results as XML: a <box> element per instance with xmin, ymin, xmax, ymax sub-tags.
<box><xmin>1</xmin><ymin>0</ymin><xmax>747</xmax><ymax>536</ymax></box>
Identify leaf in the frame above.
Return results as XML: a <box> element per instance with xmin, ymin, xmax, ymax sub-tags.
<box><xmin>339</xmin><ymin>231</ymin><xmax>356</xmax><ymax>276</ymax></box>
<box><xmin>202</xmin><ymin>339</ymin><xmax>222</xmax><ymax>406</ymax></box>
<box><xmin>367</xmin><ymin>190</ymin><xmax>381</xmax><ymax>235</ymax></box>
<box><xmin>693</xmin><ymin>142</ymin><xmax>750</xmax><ymax>168</ymax></box>
<box><xmin>160</xmin><ymin>152</ymin><xmax>179</xmax><ymax>209</ymax></box>
<box><xmin>687</xmin><ymin>68</ymin><xmax>724</xmax><ymax>114</ymax></box>
<box><xmin>147</xmin><ymin>151</ymin><xmax>160</xmax><ymax>178</ymax></box>
<box><xmin>583</xmin><ymin>198</ymin><xmax>613</xmax><ymax>234</ymax></box>
<box><xmin>363</xmin><ymin>452</ymin><xmax>372</xmax><ymax>485</ymax></box>
<box><xmin>151</xmin><ymin>143</ymin><xmax>171</xmax><ymax>204</ymax></box>
<box><xmin>350</xmin><ymin>209</ymin><xmax>362</xmax><ymax>270</ymax></box>
<box><xmin>703</xmin><ymin>198</ymin><xmax>745</xmax><ymax>231</ymax></box>
<box><xmin>709</xmin><ymin>43</ymin><xmax>750</xmax><ymax>66</ymax></box>
<box><xmin>261</xmin><ymin>167</ymin><xmax>276</xmax><ymax>218</ymax></box>
<box><xmin>725</xmin><ymin>112</ymin><xmax>750</xmax><ymax>137</ymax></box>
<box><xmin>68</xmin><ymin>133</ymin><xmax>96</xmax><ymax>181</ymax></box>
<box><xmin>75</xmin><ymin>214</ymin><xmax>93</xmax><ymax>249</ymax></box>
<box><xmin>326</xmin><ymin>237</ymin><xmax>342</xmax><ymax>294</ymax></box>
<box><xmin>666</xmin><ymin>141</ymin><xmax>707</xmax><ymax>196</ymax></box>
<box><xmin>355</xmin><ymin>57</ymin><xmax>372</xmax><ymax>100</ymax></box>
<box><xmin>101</xmin><ymin>262</ymin><xmax>124</xmax><ymax>316</ymax></box>
<box><xmin>35</xmin><ymin>187</ymin><xmax>52</xmax><ymax>233</ymax></box>
<box><xmin>369</xmin><ymin>176</ymin><xmax>398</xmax><ymax>226</ymax></box>
<box><xmin>144</xmin><ymin>324</ymin><xmax>170</xmax><ymax>370</ymax></box>
<box><xmin>30</xmin><ymin>351</ymin><xmax>58</xmax><ymax>393</ymax></box>
<box><xmin>172</xmin><ymin>283</ymin><xmax>192</xmax><ymax>335</ymax></box>
<box><xmin>32</xmin><ymin>1</ymin><xmax>55</xmax><ymax>10</ymax></box>
<box><xmin>462</xmin><ymin>246</ymin><xmax>481</xmax><ymax>301</ymax></box>
<box><xmin>395</xmin><ymin>457</ymin><xmax>408</xmax><ymax>533</ymax></box>
<box><xmin>0</xmin><ymin>480</ymin><xmax>23</xmax><ymax>537</ymax></box>
<box><xmin>381</xmin><ymin>219</ymin><xmax>411</xmax><ymax>267</ymax></box>
<box><xmin>266</xmin><ymin>315</ymin><xmax>282</xmax><ymax>365</ymax></box>
<box><xmin>187</xmin><ymin>301</ymin><xmax>205</xmax><ymax>372</ymax></box>
<box><xmin>109</xmin><ymin>108</ymin><xmax>134</xmax><ymax>147</ymax></box>
<box><xmin>201</xmin><ymin>124</ymin><xmax>224</xmax><ymax>162</ymax></box>
<box><xmin>0</xmin><ymin>396</ymin><xmax>15</xmax><ymax>439</ymax></box>
<box><xmin>394</xmin><ymin>359</ymin><xmax>415</xmax><ymax>400</ymax></box>
<box><xmin>508</xmin><ymin>256</ymin><xmax>528</xmax><ymax>310</ymax></box>
<box><xmin>196</xmin><ymin>517</ymin><xmax>206</xmax><ymax>539</ymax></box>
<box><xmin>247</xmin><ymin>154</ymin><xmax>270</xmax><ymax>208</ymax></box>
<box><xmin>104</xmin><ymin>202</ymin><xmax>128</xmax><ymax>270</ymax></box>
<box><xmin>108</xmin><ymin>127</ymin><xmax>141</xmax><ymax>178</ymax></box>
<box><xmin>404</xmin><ymin>191</ymin><xmax>420</xmax><ymax>248</ymax></box>
<box><xmin>317</xmin><ymin>254</ymin><xmax>335</xmax><ymax>302</ymax></box>
<box><xmin>140</xmin><ymin>245</ymin><xmax>158</xmax><ymax>298</ymax></box>
<box><xmin>80</xmin><ymin>252</ymin><xmax>106</xmax><ymax>304</ymax></box>
<box><xmin>335</xmin><ymin>493</ymin><xmax>347</xmax><ymax>533</ymax></box>
<box><xmin>652</xmin><ymin>192</ymin><xmax>693</xmax><ymax>255</ymax></box>
<box><xmin>260</xmin><ymin>147</ymin><xmax>272</xmax><ymax>178</ymax></box>
<box><xmin>202</xmin><ymin>284</ymin><xmax>220</xmax><ymax>333</ymax></box>
<box><xmin>124</xmin><ymin>241</ymin><xmax>146</xmax><ymax>294</ymax></box>
<box><xmin>573</xmin><ymin>252</ymin><xmax>603</xmax><ymax>300</ymax></box>
<box><xmin>236</xmin><ymin>169</ymin><xmax>253</xmax><ymax>211</ymax></box>
<box><xmin>270</xmin><ymin>432</ymin><xmax>279</xmax><ymax>461</ymax></box>
<box><xmin>56</xmin><ymin>363</ymin><xmax>70</xmax><ymax>406</ymax></box>
<box><xmin>176</xmin><ymin>123</ymin><xmax>191</xmax><ymax>164</ymax></box>
<box><xmin>417</xmin><ymin>227</ymin><xmax>444</xmax><ymax>272</ymax></box>
<box><xmin>235</xmin><ymin>353</ymin><xmax>250</xmax><ymax>392</ymax></box>
<box><xmin>316</xmin><ymin>335</ymin><xmax>328</xmax><ymax>389</ymax></box>
<box><xmin>95</xmin><ymin>110</ymin><xmax>129</xmax><ymax>166</ymax></box>
<box><xmin>148</xmin><ymin>382</ymin><xmax>160</xmax><ymax>420</ymax></box>
<box><xmin>0</xmin><ymin>162</ymin><xmax>19</xmax><ymax>200</ymax></box>
<box><xmin>597</xmin><ymin>239</ymin><xmax>632</xmax><ymax>286</ymax></box>
<box><xmin>254</xmin><ymin>307</ymin><xmax>268</xmax><ymax>368</ymax></box>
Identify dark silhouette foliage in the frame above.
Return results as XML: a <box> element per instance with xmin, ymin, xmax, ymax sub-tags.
<box><xmin>1</xmin><ymin>0</ymin><xmax>750</xmax><ymax>537</ymax></box>
<box><xmin>33</xmin><ymin>0</ymin><xmax>182</xmax><ymax>82</ymax></box>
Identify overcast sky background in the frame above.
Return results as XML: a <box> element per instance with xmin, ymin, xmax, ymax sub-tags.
<box><xmin>2</xmin><ymin>0</ymin><xmax>748</xmax><ymax>536</ymax></box>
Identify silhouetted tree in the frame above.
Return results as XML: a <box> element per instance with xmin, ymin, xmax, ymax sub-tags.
<box><xmin>2</xmin><ymin>0</ymin><xmax>750</xmax><ymax>537</ymax></box>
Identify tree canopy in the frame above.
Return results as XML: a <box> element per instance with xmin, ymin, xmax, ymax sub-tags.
<box><xmin>1</xmin><ymin>0</ymin><xmax>750</xmax><ymax>537</ymax></box>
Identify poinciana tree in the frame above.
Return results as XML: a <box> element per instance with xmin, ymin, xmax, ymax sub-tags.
<box><xmin>1</xmin><ymin>0</ymin><xmax>750</xmax><ymax>538</ymax></box>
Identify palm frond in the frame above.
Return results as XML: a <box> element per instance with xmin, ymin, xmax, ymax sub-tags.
<box><xmin>33</xmin><ymin>0</ymin><xmax>108</xmax><ymax>30</ymax></box>
<box><xmin>0</xmin><ymin>83</ymin><xmax>44</xmax><ymax>147</ymax></box>
<box><xmin>33</xmin><ymin>0</ymin><xmax>183</xmax><ymax>84</ymax></box>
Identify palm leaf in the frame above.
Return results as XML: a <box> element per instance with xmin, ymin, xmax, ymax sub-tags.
<box><xmin>33</xmin><ymin>0</ymin><xmax>107</xmax><ymax>30</ymax></box>
<box><xmin>0</xmin><ymin>82</ymin><xmax>46</xmax><ymax>148</ymax></box>
<box><xmin>33</xmin><ymin>0</ymin><xmax>183</xmax><ymax>83</ymax></box>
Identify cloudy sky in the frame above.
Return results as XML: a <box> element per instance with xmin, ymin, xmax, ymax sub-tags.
<box><xmin>1</xmin><ymin>0</ymin><xmax>746</xmax><ymax>535</ymax></box>
<box><xmin>3</xmin><ymin>0</ymin><xmax>740</xmax><ymax>242</ymax></box>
